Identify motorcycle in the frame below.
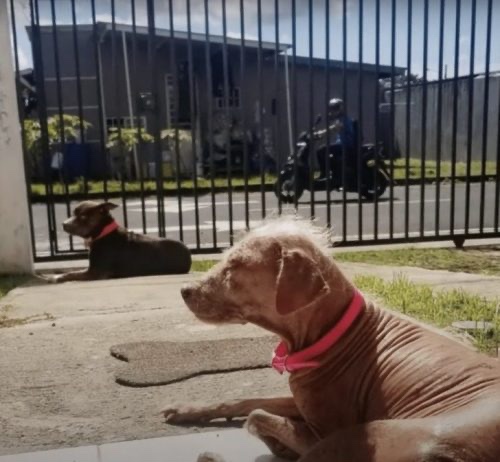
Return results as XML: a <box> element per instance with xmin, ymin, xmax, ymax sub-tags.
<box><xmin>274</xmin><ymin>115</ymin><xmax>390</xmax><ymax>203</ymax></box>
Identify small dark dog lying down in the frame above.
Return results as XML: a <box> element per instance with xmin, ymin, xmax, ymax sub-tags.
<box><xmin>51</xmin><ymin>200</ymin><xmax>191</xmax><ymax>283</ymax></box>
<box><xmin>163</xmin><ymin>220</ymin><xmax>500</xmax><ymax>462</ymax></box>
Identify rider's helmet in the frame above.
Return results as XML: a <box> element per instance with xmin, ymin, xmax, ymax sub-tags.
<box><xmin>328</xmin><ymin>98</ymin><xmax>344</xmax><ymax>118</ymax></box>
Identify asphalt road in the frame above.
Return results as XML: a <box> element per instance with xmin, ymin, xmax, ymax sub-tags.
<box><xmin>32</xmin><ymin>182</ymin><xmax>500</xmax><ymax>257</ymax></box>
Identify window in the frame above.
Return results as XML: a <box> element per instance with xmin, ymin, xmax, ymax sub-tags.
<box><xmin>215</xmin><ymin>87</ymin><xmax>240</xmax><ymax>109</ymax></box>
<box><xmin>106</xmin><ymin>116</ymin><xmax>147</xmax><ymax>132</ymax></box>
<box><xmin>165</xmin><ymin>74</ymin><xmax>177</xmax><ymax>127</ymax></box>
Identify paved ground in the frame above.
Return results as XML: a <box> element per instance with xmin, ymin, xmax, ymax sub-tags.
<box><xmin>1</xmin><ymin>262</ymin><xmax>500</xmax><ymax>457</ymax></box>
<box><xmin>32</xmin><ymin>182</ymin><xmax>500</xmax><ymax>257</ymax></box>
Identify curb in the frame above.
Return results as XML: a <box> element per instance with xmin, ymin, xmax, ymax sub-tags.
<box><xmin>29</xmin><ymin>175</ymin><xmax>498</xmax><ymax>203</ymax></box>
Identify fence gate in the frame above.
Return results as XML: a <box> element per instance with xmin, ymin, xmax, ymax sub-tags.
<box><xmin>8</xmin><ymin>0</ymin><xmax>500</xmax><ymax>261</ymax></box>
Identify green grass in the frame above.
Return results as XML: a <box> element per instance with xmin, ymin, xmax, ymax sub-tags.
<box><xmin>335</xmin><ymin>246</ymin><xmax>500</xmax><ymax>277</ymax></box>
<box><xmin>354</xmin><ymin>274</ymin><xmax>499</xmax><ymax>353</ymax></box>
<box><xmin>191</xmin><ymin>260</ymin><xmax>221</xmax><ymax>272</ymax></box>
<box><xmin>30</xmin><ymin>174</ymin><xmax>276</xmax><ymax>197</ymax></box>
<box><xmin>30</xmin><ymin>159</ymin><xmax>497</xmax><ymax>197</ymax></box>
<box><xmin>0</xmin><ymin>275</ymin><xmax>30</xmax><ymax>299</ymax></box>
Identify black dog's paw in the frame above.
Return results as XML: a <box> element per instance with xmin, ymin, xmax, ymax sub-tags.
<box><xmin>34</xmin><ymin>274</ymin><xmax>59</xmax><ymax>284</ymax></box>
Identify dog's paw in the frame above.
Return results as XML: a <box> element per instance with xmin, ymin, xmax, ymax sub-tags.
<box><xmin>161</xmin><ymin>404</ymin><xmax>214</xmax><ymax>424</ymax></box>
<box><xmin>245</xmin><ymin>409</ymin><xmax>273</xmax><ymax>436</ymax></box>
<box><xmin>48</xmin><ymin>275</ymin><xmax>63</xmax><ymax>284</ymax></box>
<box><xmin>197</xmin><ymin>452</ymin><xmax>225</xmax><ymax>462</ymax></box>
<box><xmin>34</xmin><ymin>274</ymin><xmax>59</xmax><ymax>284</ymax></box>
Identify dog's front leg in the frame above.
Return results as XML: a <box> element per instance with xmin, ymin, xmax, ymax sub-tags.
<box><xmin>245</xmin><ymin>409</ymin><xmax>318</xmax><ymax>460</ymax></box>
<box><xmin>51</xmin><ymin>269</ymin><xmax>96</xmax><ymax>283</ymax></box>
<box><xmin>162</xmin><ymin>397</ymin><xmax>301</xmax><ymax>424</ymax></box>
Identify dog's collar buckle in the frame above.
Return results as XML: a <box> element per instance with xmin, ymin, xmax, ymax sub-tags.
<box><xmin>271</xmin><ymin>290</ymin><xmax>365</xmax><ymax>374</ymax></box>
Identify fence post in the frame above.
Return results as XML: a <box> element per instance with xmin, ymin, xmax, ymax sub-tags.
<box><xmin>0</xmin><ymin>0</ymin><xmax>34</xmax><ymax>274</ymax></box>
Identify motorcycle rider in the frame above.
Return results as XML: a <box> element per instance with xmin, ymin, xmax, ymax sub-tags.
<box><xmin>314</xmin><ymin>98</ymin><xmax>355</xmax><ymax>180</ymax></box>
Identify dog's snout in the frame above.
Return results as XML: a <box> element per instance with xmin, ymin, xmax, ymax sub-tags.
<box><xmin>62</xmin><ymin>218</ymin><xmax>73</xmax><ymax>231</ymax></box>
<box><xmin>181</xmin><ymin>285</ymin><xmax>194</xmax><ymax>302</ymax></box>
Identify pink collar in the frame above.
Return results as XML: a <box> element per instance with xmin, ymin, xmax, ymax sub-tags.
<box><xmin>271</xmin><ymin>291</ymin><xmax>365</xmax><ymax>374</ymax></box>
<box><xmin>91</xmin><ymin>220</ymin><xmax>119</xmax><ymax>243</ymax></box>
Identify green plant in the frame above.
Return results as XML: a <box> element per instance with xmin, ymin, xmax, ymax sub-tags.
<box><xmin>24</xmin><ymin>114</ymin><xmax>91</xmax><ymax>176</ymax></box>
<box><xmin>106</xmin><ymin>127</ymin><xmax>154</xmax><ymax>152</ymax></box>
<box><xmin>106</xmin><ymin>128</ymin><xmax>154</xmax><ymax>180</ymax></box>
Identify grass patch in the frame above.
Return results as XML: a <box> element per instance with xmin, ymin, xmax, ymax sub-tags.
<box><xmin>31</xmin><ymin>174</ymin><xmax>276</xmax><ymax>197</ymax></box>
<box><xmin>30</xmin><ymin>159</ymin><xmax>497</xmax><ymax>197</ymax></box>
<box><xmin>335</xmin><ymin>246</ymin><xmax>500</xmax><ymax>277</ymax></box>
<box><xmin>354</xmin><ymin>274</ymin><xmax>499</xmax><ymax>353</ymax></box>
<box><xmin>0</xmin><ymin>275</ymin><xmax>31</xmax><ymax>299</ymax></box>
<box><xmin>191</xmin><ymin>260</ymin><xmax>220</xmax><ymax>272</ymax></box>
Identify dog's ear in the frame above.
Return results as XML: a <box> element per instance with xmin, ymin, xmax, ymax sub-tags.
<box><xmin>99</xmin><ymin>202</ymin><xmax>119</xmax><ymax>213</ymax></box>
<box><xmin>275</xmin><ymin>248</ymin><xmax>330</xmax><ymax>316</ymax></box>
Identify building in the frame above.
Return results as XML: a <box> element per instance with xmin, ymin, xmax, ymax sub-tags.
<box><xmin>27</xmin><ymin>22</ymin><xmax>405</xmax><ymax>179</ymax></box>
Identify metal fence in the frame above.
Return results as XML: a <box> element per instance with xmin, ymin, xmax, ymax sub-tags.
<box><xmin>8</xmin><ymin>0</ymin><xmax>500</xmax><ymax>261</ymax></box>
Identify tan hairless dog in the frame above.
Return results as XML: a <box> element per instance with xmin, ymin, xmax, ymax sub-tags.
<box><xmin>162</xmin><ymin>222</ymin><xmax>500</xmax><ymax>462</ymax></box>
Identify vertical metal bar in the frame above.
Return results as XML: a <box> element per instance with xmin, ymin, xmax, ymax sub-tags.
<box><xmin>419</xmin><ymin>0</ymin><xmax>428</xmax><ymax>238</ymax></box>
<box><xmin>90</xmin><ymin>0</ymin><xmax>108</xmax><ymax>202</ymax></box>
<box><xmin>131</xmin><ymin>0</ymin><xmax>148</xmax><ymax>235</ymax></box>
<box><xmin>122</xmin><ymin>31</ymin><xmax>139</xmax><ymax>184</ymax></box>
<box><xmin>374</xmin><ymin>0</ymin><xmax>381</xmax><ymax>240</ymax></box>
<box><xmin>70</xmin><ymin>0</ymin><xmax>88</xmax><ymax>197</ymax></box>
<box><xmin>203</xmin><ymin>0</ymin><xmax>217</xmax><ymax>246</ymax></box>
<box><xmin>9</xmin><ymin>0</ymin><xmax>36</xmax><ymax>257</ymax></box>
<box><xmin>274</xmin><ymin>0</ymin><xmax>282</xmax><ymax>215</ymax></box>
<box><xmin>435</xmin><ymin>0</ymin><xmax>445</xmax><ymax>236</ymax></box>
<box><xmin>146</xmin><ymin>0</ymin><xmax>165</xmax><ymax>237</ymax></box>
<box><xmin>341</xmin><ymin>0</ymin><xmax>347</xmax><ymax>241</ymax></box>
<box><xmin>186</xmin><ymin>0</ymin><xmax>201</xmax><ymax>248</ymax></box>
<box><xmin>450</xmin><ymin>0</ymin><xmax>461</xmax><ymax>236</ymax></box>
<box><xmin>220</xmin><ymin>0</ymin><xmax>232</xmax><ymax>245</ymax></box>
<box><xmin>49</xmin><ymin>0</ymin><xmax>71</xmax><ymax>252</ymax></box>
<box><xmin>30</xmin><ymin>0</ymin><xmax>57</xmax><ymax>258</ymax></box>
<box><xmin>292</xmin><ymin>0</ymin><xmax>299</xmax><ymax>210</ymax></box>
<box><xmin>389</xmin><ymin>0</ymin><xmax>396</xmax><ymax>239</ymax></box>
<box><xmin>404</xmin><ymin>0</ymin><xmax>412</xmax><ymax>239</ymax></box>
<box><xmin>464</xmin><ymin>0</ymin><xmax>476</xmax><ymax>234</ymax></box>
<box><xmin>167</xmin><ymin>0</ymin><xmax>183</xmax><ymax>240</ymax></box>
<box><xmin>479</xmin><ymin>0</ymin><xmax>493</xmax><ymax>233</ymax></box>
<box><xmin>257</xmin><ymin>0</ymin><xmax>265</xmax><ymax>219</ymax></box>
<box><xmin>325</xmin><ymin>0</ymin><xmax>332</xmax><ymax>228</ymax></box>
<box><xmin>308</xmin><ymin>0</ymin><xmax>315</xmax><ymax>219</ymax></box>
<box><xmin>239</xmin><ymin>0</ymin><xmax>249</xmax><ymax>230</ymax></box>
<box><xmin>496</xmin><ymin>88</ymin><xmax>500</xmax><ymax>232</ymax></box>
<box><xmin>111</xmin><ymin>0</ymin><xmax>129</xmax><ymax>228</ymax></box>
<box><xmin>357</xmin><ymin>0</ymin><xmax>363</xmax><ymax>240</ymax></box>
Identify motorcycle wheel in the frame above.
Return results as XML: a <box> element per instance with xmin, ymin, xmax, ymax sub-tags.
<box><xmin>361</xmin><ymin>168</ymin><xmax>388</xmax><ymax>201</ymax></box>
<box><xmin>274</xmin><ymin>169</ymin><xmax>305</xmax><ymax>204</ymax></box>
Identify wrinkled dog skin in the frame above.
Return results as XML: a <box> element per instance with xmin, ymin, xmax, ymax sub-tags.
<box><xmin>163</xmin><ymin>219</ymin><xmax>500</xmax><ymax>462</ymax></box>
<box><xmin>47</xmin><ymin>200</ymin><xmax>191</xmax><ymax>283</ymax></box>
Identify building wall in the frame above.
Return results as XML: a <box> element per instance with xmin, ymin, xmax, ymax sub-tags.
<box><xmin>392</xmin><ymin>75</ymin><xmax>500</xmax><ymax>162</ymax></box>
<box><xmin>36</xmin><ymin>26</ymin><xmax>390</xmax><ymax>178</ymax></box>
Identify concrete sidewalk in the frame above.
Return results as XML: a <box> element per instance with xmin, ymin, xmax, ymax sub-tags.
<box><xmin>0</xmin><ymin>263</ymin><xmax>499</xmax><ymax>458</ymax></box>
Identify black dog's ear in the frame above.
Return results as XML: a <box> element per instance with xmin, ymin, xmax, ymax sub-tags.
<box><xmin>99</xmin><ymin>201</ymin><xmax>119</xmax><ymax>213</ymax></box>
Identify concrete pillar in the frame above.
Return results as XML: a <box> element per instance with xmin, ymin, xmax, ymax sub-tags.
<box><xmin>0</xmin><ymin>0</ymin><xmax>34</xmax><ymax>274</ymax></box>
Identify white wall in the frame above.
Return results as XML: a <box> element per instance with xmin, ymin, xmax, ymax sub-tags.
<box><xmin>0</xmin><ymin>0</ymin><xmax>34</xmax><ymax>274</ymax></box>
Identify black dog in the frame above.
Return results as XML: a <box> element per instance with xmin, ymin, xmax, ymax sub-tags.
<box><xmin>52</xmin><ymin>201</ymin><xmax>191</xmax><ymax>282</ymax></box>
